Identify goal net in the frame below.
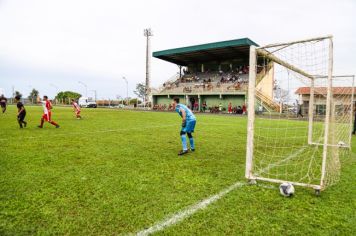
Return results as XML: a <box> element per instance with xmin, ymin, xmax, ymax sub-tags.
<box><xmin>245</xmin><ymin>35</ymin><xmax>354</xmax><ymax>192</ymax></box>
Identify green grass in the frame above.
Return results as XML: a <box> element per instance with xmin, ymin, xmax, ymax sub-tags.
<box><xmin>0</xmin><ymin>105</ymin><xmax>355</xmax><ymax>235</ymax></box>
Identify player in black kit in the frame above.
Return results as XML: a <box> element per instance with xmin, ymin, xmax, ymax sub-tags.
<box><xmin>0</xmin><ymin>94</ymin><xmax>7</xmax><ymax>113</ymax></box>
<box><xmin>15</xmin><ymin>95</ymin><xmax>27</xmax><ymax>128</ymax></box>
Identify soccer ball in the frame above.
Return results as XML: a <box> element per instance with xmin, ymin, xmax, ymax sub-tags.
<box><xmin>279</xmin><ymin>183</ymin><xmax>295</xmax><ymax>197</ymax></box>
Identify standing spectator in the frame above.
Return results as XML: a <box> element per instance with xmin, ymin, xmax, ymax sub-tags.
<box><xmin>296</xmin><ymin>99</ymin><xmax>304</xmax><ymax>118</ymax></box>
<box><xmin>202</xmin><ymin>101</ymin><xmax>207</xmax><ymax>112</ymax></box>
<box><xmin>228</xmin><ymin>102</ymin><xmax>232</xmax><ymax>114</ymax></box>
<box><xmin>194</xmin><ymin>100</ymin><xmax>199</xmax><ymax>111</ymax></box>
<box><xmin>219</xmin><ymin>103</ymin><xmax>223</xmax><ymax>113</ymax></box>
<box><xmin>242</xmin><ymin>104</ymin><xmax>247</xmax><ymax>115</ymax></box>
<box><xmin>258</xmin><ymin>105</ymin><xmax>263</xmax><ymax>115</ymax></box>
<box><xmin>0</xmin><ymin>94</ymin><xmax>7</xmax><ymax>113</ymax></box>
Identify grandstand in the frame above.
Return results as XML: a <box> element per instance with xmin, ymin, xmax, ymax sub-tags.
<box><xmin>151</xmin><ymin>38</ymin><xmax>279</xmax><ymax>112</ymax></box>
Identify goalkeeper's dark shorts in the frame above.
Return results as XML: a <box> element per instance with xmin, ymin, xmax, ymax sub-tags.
<box><xmin>181</xmin><ymin>119</ymin><xmax>196</xmax><ymax>133</ymax></box>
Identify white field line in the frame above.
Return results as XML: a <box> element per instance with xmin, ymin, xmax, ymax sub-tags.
<box><xmin>135</xmin><ymin>145</ymin><xmax>307</xmax><ymax>236</ymax></box>
<box><xmin>136</xmin><ymin>182</ymin><xmax>245</xmax><ymax>236</ymax></box>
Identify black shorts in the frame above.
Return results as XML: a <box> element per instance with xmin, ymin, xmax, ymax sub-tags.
<box><xmin>0</xmin><ymin>102</ymin><xmax>6</xmax><ymax>108</ymax></box>
<box><xmin>18</xmin><ymin>111</ymin><xmax>26</xmax><ymax>121</ymax></box>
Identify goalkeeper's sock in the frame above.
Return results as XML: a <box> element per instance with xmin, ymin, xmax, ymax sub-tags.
<box><xmin>189</xmin><ymin>138</ymin><xmax>195</xmax><ymax>150</ymax></box>
<box><xmin>181</xmin><ymin>135</ymin><xmax>188</xmax><ymax>151</ymax></box>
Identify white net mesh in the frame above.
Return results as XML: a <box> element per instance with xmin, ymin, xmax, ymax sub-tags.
<box><xmin>247</xmin><ymin>37</ymin><xmax>353</xmax><ymax>190</ymax></box>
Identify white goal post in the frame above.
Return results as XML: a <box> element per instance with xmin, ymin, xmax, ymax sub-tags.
<box><xmin>245</xmin><ymin>35</ymin><xmax>354</xmax><ymax>193</ymax></box>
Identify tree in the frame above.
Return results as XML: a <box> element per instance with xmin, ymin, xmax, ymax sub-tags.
<box><xmin>55</xmin><ymin>91</ymin><xmax>82</xmax><ymax>104</ymax></box>
<box><xmin>129</xmin><ymin>98</ymin><xmax>141</xmax><ymax>105</ymax></box>
<box><xmin>274</xmin><ymin>86</ymin><xmax>290</xmax><ymax>104</ymax></box>
<box><xmin>28</xmin><ymin>88</ymin><xmax>39</xmax><ymax>103</ymax></box>
<box><xmin>134</xmin><ymin>83</ymin><xmax>146</xmax><ymax>100</ymax></box>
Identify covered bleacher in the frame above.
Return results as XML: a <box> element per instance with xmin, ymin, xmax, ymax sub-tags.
<box><xmin>151</xmin><ymin>38</ymin><xmax>272</xmax><ymax>113</ymax></box>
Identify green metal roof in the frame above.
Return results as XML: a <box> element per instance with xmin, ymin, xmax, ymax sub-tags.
<box><xmin>153</xmin><ymin>38</ymin><xmax>259</xmax><ymax>66</ymax></box>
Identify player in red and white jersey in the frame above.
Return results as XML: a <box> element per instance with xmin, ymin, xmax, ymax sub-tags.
<box><xmin>37</xmin><ymin>95</ymin><xmax>60</xmax><ymax>128</ymax></box>
<box><xmin>71</xmin><ymin>99</ymin><xmax>82</xmax><ymax>119</ymax></box>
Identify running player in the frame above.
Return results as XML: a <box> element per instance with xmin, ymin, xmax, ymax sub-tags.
<box><xmin>0</xmin><ymin>94</ymin><xmax>7</xmax><ymax>113</ymax></box>
<box><xmin>38</xmin><ymin>95</ymin><xmax>60</xmax><ymax>128</ymax></box>
<box><xmin>15</xmin><ymin>95</ymin><xmax>27</xmax><ymax>128</ymax></box>
<box><xmin>71</xmin><ymin>99</ymin><xmax>82</xmax><ymax>119</ymax></box>
<box><xmin>172</xmin><ymin>97</ymin><xmax>196</xmax><ymax>156</ymax></box>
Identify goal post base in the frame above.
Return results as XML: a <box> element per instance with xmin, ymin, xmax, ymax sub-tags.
<box><xmin>247</xmin><ymin>179</ymin><xmax>257</xmax><ymax>185</ymax></box>
<box><xmin>254</xmin><ymin>177</ymin><xmax>322</xmax><ymax>190</ymax></box>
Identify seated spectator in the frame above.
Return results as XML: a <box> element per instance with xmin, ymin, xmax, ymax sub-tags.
<box><xmin>237</xmin><ymin>106</ymin><xmax>243</xmax><ymax>114</ymax></box>
<box><xmin>219</xmin><ymin>103</ymin><xmax>223</xmax><ymax>113</ymax></box>
<box><xmin>233</xmin><ymin>106</ymin><xmax>237</xmax><ymax>114</ymax></box>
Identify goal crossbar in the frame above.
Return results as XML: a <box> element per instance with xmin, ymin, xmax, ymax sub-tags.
<box><xmin>257</xmin><ymin>49</ymin><xmax>314</xmax><ymax>80</ymax></box>
<box><xmin>259</xmin><ymin>35</ymin><xmax>332</xmax><ymax>49</ymax></box>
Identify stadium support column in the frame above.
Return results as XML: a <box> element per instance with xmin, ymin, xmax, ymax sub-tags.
<box><xmin>198</xmin><ymin>95</ymin><xmax>201</xmax><ymax>112</ymax></box>
<box><xmin>144</xmin><ymin>28</ymin><xmax>153</xmax><ymax>105</ymax></box>
<box><xmin>245</xmin><ymin>46</ymin><xmax>256</xmax><ymax>181</ymax></box>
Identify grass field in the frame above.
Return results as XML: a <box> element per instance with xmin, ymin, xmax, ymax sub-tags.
<box><xmin>1</xmin><ymin>105</ymin><xmax>355</xmax><ymax>235</ymax></box>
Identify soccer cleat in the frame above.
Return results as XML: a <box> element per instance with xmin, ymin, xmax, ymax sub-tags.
<box><xmin>56</xmin><ymin>125</ymin><xmax>60</xmax><ymax>128</ymax></box>
<box><xmin>178</xmin><ymin>150</ymin><xmax>189</xmax><ymax>156</ymax></box>
<box><xmin>37</xmin><ymin>125</ymin><xmax>43</xmax><ymax>128</ymax></box>
<box><xmin>190</xmin><ymin>148</ymin><xmax>195</xmax><ymax>152</ymax></box>
<box><xmin>24</xmin><ymin>122</ymin><xmax>27</xmax><ymax>127</ymax></box>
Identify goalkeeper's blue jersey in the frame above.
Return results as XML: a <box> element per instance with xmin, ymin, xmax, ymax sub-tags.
<box><xmin>175</xmin><ymin>104</ymin><xmax>196</xmax><ymax>121</ymax></box>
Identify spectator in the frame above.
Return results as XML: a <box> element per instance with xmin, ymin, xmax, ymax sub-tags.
<box><xmin>194</xmin><ymin>100</ymin><xmax>199</xmax><ymax>111</ymax></box>
<box><xmin>242</xmin><ymin>104</ymin><xmax>247</xmax><ymax>115</ymax></box>
<box><xmin>202</xmin><ymin>101</ymin><xmax>207</xmax><ymax>112</ymax></box>
<box><xmin>219</xmin><ymin>103</ymin><xmax>223</xmax><ymax>113</ymax></box>
<box><xmin>228</xmin><ymin>102</ymin><xmax>232</xmax><ymax>114</ymax></box>
<box><xmin>237</xmin><ymin>106</ymin><xmax>243</xmax><ymax>114</ymax></box>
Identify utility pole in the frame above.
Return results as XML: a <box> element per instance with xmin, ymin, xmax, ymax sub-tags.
<box><xmin>144</xmin><ymin>28</ymin><xmax>153</xmax><ymax>106</ymax></box>
<box><xmin>78</xmin><ymin>81</ymin><xmax>88</xmax><ymax>97</ymax></box>
<box><xmin>122</xmin><ymin>77</ymin><xmax>129</xmax><ymax>106</ymax></box>
<box><xmin>90</xmin><ymin>90</ymin><xmax>97</xmax><ymax>101</ymax></box>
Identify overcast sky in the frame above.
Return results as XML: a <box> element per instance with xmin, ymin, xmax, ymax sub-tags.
<box><xmin>0</xmin><ymin>0</ymin><xmax>355</xmax><ymax>99</ymax></box>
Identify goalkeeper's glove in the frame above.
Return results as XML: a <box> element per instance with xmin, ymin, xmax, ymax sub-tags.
<box><xmin>182</xmin><ymin>120</ymin><xmax>186</xmax><ymax>127</ymax></box>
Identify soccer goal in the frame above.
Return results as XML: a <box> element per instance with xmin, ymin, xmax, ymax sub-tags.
<box><xmin>245</xmin><ymin>35</ymin><xmax>354</xmax><ymax>194</ymax></box>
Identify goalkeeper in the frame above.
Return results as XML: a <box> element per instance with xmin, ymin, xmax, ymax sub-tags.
<box><xmin>172</xmin><ymin>97</ymin><xmax>196</xmax><ymax>156</ymax></box>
